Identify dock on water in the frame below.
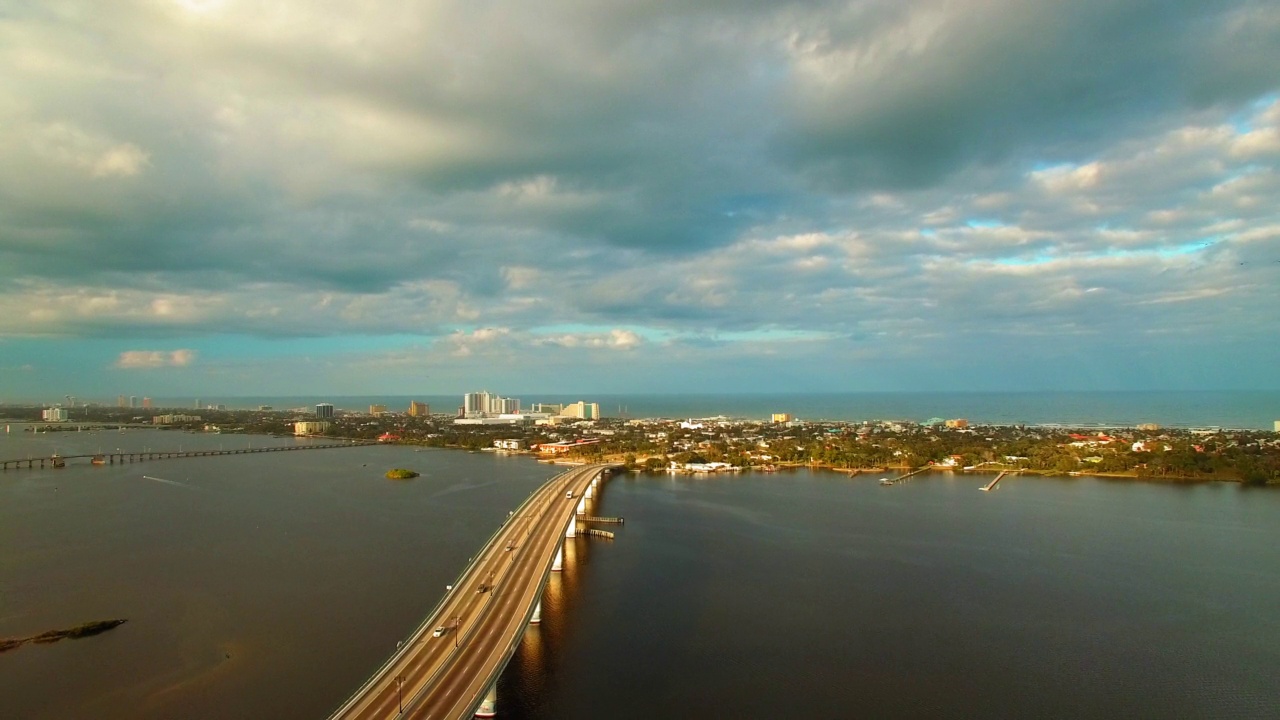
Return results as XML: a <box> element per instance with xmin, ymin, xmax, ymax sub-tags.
<box><xmin>981</xmin><ymin>471</ymin><xmax>1009</xmax><ymax>492</ymax></box>
<box><xmin>879</xmin><ymin>467</ymin><xmax>930</xmax><ymax>486</ymax></box>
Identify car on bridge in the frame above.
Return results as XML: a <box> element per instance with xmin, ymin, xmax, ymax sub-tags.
<box><xmin>433</xmin><ymin>626</ymin><xmax>447</xmax><ymax>637</ymax></box>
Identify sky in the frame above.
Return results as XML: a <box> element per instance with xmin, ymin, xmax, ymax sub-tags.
<box><xmin>2</xmin><ymin>0</ymin><xmax>1279</xmax><ymax>401</ymax></box>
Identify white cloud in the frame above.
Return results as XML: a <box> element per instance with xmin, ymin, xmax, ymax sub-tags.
<box><xmin>115</xmin><ymin>349</ymin><xmax>198</xmax><ymax>368</ymax></box>
<box><xmin>1031</xmin><ymin>161</ymin><xmax>1104</xmax><ymax>193</ymax></box>
<box><xmin>92</xmin><ymin>143</ymin><xmax>150</xmax><ymax>177</ymax></box>
<box><xmin>28</xmin><ymin>122</ymin><xmax>149</xmax><ymax>178</ymax></box>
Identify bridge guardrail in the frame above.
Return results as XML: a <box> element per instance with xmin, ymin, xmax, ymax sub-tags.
<box><xmin>326</xmin><ymin>464</ymin><xmax>585</xmax><ymax>719</ymax></box>
<box><xmin>399</xmin><ymin>467</ymin><xmax>600</xmax><ymax>715</ymax></box>
<box><xmin>461</xmin><ymin>464</ymin><xmax>619</xmax><ymax>717</ymax></box>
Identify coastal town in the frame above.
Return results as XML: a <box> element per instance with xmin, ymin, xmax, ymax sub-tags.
<box><xmin>6</xmin><ymin>396</ymin><xmax>1279</xmax><ymax>485</ymax></box>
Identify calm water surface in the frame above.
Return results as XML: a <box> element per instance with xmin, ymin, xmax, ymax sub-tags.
<box><xmin>3</xmin><ymin>426</ymin><xmax>1279</xmax><ymax>718</ymax></box>
<box><xmin>503</xmin><ymin>471</ymin><xmax>1280</xmax><ymax>719</ymax></box>
<box><xmin>0</xmin><ymin>426</ymin><xmax>557</xmax><ymax>719</ymax></box>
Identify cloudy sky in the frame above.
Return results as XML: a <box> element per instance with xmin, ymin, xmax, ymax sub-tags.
<box><xmin>2</xmin><ymin>0</ymin><xmax>1279</xmax><ymax>401</ymax></box>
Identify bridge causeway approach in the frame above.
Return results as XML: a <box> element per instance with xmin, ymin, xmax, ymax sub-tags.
<box><xmin>0</xmin><ymin>440</ymin><xmax>376</xmax><ymax>470</ymax></box>
<box><xmin>329</xmin><ymin>462</ymin><xmax>622</xmax><ymax>720</ymax></box>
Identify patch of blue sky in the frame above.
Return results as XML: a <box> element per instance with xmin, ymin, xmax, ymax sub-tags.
<box><xmin>981</xmin><ymin>239</ymin><xmax>1215</xmax><ymax>267</ymax></box>
<box><xmin>966</xmin><ymin>218</ymin><xmax>1005</xmax><ymax>229</ymax></box>
<box><xmin>1229</xmin><ymin>117</ymin><xmax>1253</xmax><ymax>134</ymax></box>
<box><xmin>1029</xmin><ymin>160</ymin><xmax>1077</xmax><ymax>173</ymax></box>
<box><xmin>188</xmin><ymin>334</ymin><xmax>428</xmax><ymax>359</ymax></box>
<box><xmin>1251</xmin><ymin>92</ymin><xmax>1278</xmax><ymax>111</ymax></box>
<box><xmin>529</xmin><ymin>323</ymin><xmax>670</xmax><ymax>342</ymax></box>
<box><xmin>919</xmin><ymin>228</ymin><xmax>937</xmax><ymax>237</ymax></box>
<box><xmin>712</xmin><ymin>328</ymin><xmax>832</xmax><ymax>342</ymax></box>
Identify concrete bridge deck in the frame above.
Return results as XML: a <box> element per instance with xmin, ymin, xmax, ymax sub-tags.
<box><xmin>329</xmin><ymin>462</ymin><xmax>621</xmax><ymax>720</ymax></box>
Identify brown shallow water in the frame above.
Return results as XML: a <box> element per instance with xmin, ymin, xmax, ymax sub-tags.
<box><xmin>0</xmin><ymin>426</ymin><xmax>556</xmax><ymax>719</ymax></box>
<box><xmin>3</xmin><ymin>425</ymin><xmax>1280</xmax><ymax>719</ymax></box>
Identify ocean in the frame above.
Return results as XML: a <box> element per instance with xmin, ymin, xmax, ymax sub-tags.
<box><xmin>118</xmin><ymin>391</ymin><xmax>1280</xmax><ymax>430</ymax></box>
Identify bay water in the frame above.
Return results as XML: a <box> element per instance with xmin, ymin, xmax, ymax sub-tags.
<box><xmin>2</xmin><ymin>427</ymin><xmax>1279</xmax><ymax>718</ymax></box>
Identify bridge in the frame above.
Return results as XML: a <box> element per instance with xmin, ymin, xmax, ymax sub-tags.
<box><xmin>0</xmin><ymin>441</ymin><xmax>375</xmax><ymax>470</ymax></box>
<box><xmin>329</xmin><ymin>462</ymin><xmax>622</xmax><ymax>720</ymax></box>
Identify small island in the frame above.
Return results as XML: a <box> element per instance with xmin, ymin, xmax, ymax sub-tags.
<box><xmin>0</xmin><ymin>619</ymin><xmax>128</xmax><ymax>654</ymax></box>
<box><xmin>385</xmin><ymin>468</ymin><xmax>419</xmax><ymax>480</ymax></box>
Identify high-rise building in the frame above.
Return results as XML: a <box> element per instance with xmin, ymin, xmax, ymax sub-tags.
<box><xmin>771</xmin><ymin>413</ymin><xmax>792</xmax><ymax>423</ymax></box>
<box><xmin>560</xmin><ymin>401</ymin><xmax>601</xmax><ymax>420</ymax></box>
<box><xmin>316</xmin><ymin>403</ymin><xmax>335</xmax><ymax>418</ymax></box>
<box><xmin>531</xmin><ymin>403</ymin><xmax>562</xmax><ymax>415</ymax></box>
<box><xmin>42</xmin><ymin>406</ymin><xmax>69</xmax><ymax>422</ymax></box>
<box><xmin>369</xmin><ymin>404</ymin><xmax>387</xmax><ymax>416</ymax></box>
<box><xmin>142</xmin><ymin>397</ymin><xmax>153</xmax><ymax>409</ymax></box>
<box><xmin>129</xmin><ymin>396</ymin><xmax>137</xmax><ymax>408</ymax></box>
<box><xmin>464</xmin><ymin>391</ymin><xmax>490</xmax><ymax>417</ymax></box>
<box><xmin>463</xmin><ymin>392</ymin><xmax>520</xmax><ymax>418</ymax></box>
<box><xmin>117</xmin><ymin>395</ymin><xmax>127</xmax><ymax>408</ymax></box>
<box><xmin>408</xmin><ymin>401</ymin><xmax>429</xmax><ymax>417</ymax></box>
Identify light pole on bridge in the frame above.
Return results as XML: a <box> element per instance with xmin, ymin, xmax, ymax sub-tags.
<box><xmin>395</xmin><ymin>674</ymin><xmax>405</xmax><ymax>714</ymax></box>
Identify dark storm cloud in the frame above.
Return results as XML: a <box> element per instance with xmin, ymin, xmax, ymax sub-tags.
<box><xmin>779</xmin><ymin>0</ymin><xmax>1280</xmax><ymax>188</ymax></box>
<box><xmin>0</xmin><ymin>0</ymin><xmax>1277</xmax><ymax>394</ymax></box>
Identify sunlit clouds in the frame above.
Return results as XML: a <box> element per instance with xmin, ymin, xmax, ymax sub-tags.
<box><xmin>0</xmin><ymin>1</ymin><xmax>1277</xmax><ymax>396</ymax></box>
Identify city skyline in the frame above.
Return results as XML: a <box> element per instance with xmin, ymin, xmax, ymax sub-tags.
<box><xmin>1</xmin><ymin>1</ymin><xmax>1278</xmax><ymax>399</ymax></box>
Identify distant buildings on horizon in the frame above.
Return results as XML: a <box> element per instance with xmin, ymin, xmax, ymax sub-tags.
<box><xmin>455</xmin><ymin>392</ymin><xmax>601</xmax><ymax>425</ymax></box>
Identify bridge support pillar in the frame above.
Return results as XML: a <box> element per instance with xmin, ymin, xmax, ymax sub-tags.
<box><xmin>576</xmin><ymin>497</ymin><xmax>586</xmax><ymax>515</ymax></box>
<box><xmin>565</xmin><ymin>517</ymin><xmax>576</xmax><ymax>538</ymax></box>
<box><xmin>530</xmin><ymin>600</ymin><xmax>542</xmax><ymax>624</ymax></box>
<box><xmin>552</xmin><ymin>546</ymin><xmax>564</xmax><ymax>571</ymax></box>
<box><xmin>475</xmin><ymin>682</ymin><xmax>497</xmax><ymax>718</ymax></box>
<box><xmin>585</xmin><ymin>483</ymin><xmax>594</xmax><ymax>499</ymax></box>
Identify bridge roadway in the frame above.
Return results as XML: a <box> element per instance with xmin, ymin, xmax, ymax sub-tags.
<box><xmin>330</xmin><ymin>462</ymin><xmax>620</xmax><ymax>720</ymax></box>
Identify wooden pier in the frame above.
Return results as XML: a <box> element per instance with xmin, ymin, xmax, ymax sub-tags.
<box><xmin>981</xmin><ymin>470</ymin><xmax>1013</xmax><ymax>492</ymax></box>
<box><xmin>1</xmin><ymin>441</ymin><xmax>375</xmax><ymax>471</ymax></box>
<box><xmin>880</xmin><ymin>467</ymin><xmax>930</xmax><ymax>486</ymax></box>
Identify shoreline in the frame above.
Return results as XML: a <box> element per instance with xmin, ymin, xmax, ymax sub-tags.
<box><xmin>589</xmin><ymin>453</ymin><xmax>1260</xmax><ymax>485</ymax></box>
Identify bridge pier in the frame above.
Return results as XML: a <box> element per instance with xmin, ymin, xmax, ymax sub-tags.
<box><xmin>552</xmin><ymin>546</ymin><xmax>564</xmax><ymax>571</ymax></box>
<box><xmin>575</xmin><ymin>497</ymin><xmax>586</xmax><ymax>516</ymax></box>
<box><xmin>530</xmin><ymin>600</ymin><xmax>542</xmax><ymax>624</ymax></box>
<box><xmin>474</xmin><ymin>683</ymin><xmax>497</xmax><ymax>718</ymax></box>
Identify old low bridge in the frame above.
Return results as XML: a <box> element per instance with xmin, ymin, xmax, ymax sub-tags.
<box><xmin>0</xmin><ymin>440</ymin><xmax>375</xmax><ymax>470</ymax></box>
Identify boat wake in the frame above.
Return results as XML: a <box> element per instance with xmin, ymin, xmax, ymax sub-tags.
<box><xmin>141</xmin><ymin>475</ymin><xmax>190</xmax><ymax>488</ymax></box>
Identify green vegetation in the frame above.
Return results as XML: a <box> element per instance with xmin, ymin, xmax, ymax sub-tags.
<box><xmin>8</xmin><ymin>403</ymin><xmax>1275</xmax><ymax>485</ymax></box>
<box><xmin>385</xmin><ymin>468</ymin><xmax>419</xmax><ymax>480</ymax></box>
<box><xmin>1</xmin><ymin>619</ymin><xmax>128</xmax><ymax>654</ymax></box>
